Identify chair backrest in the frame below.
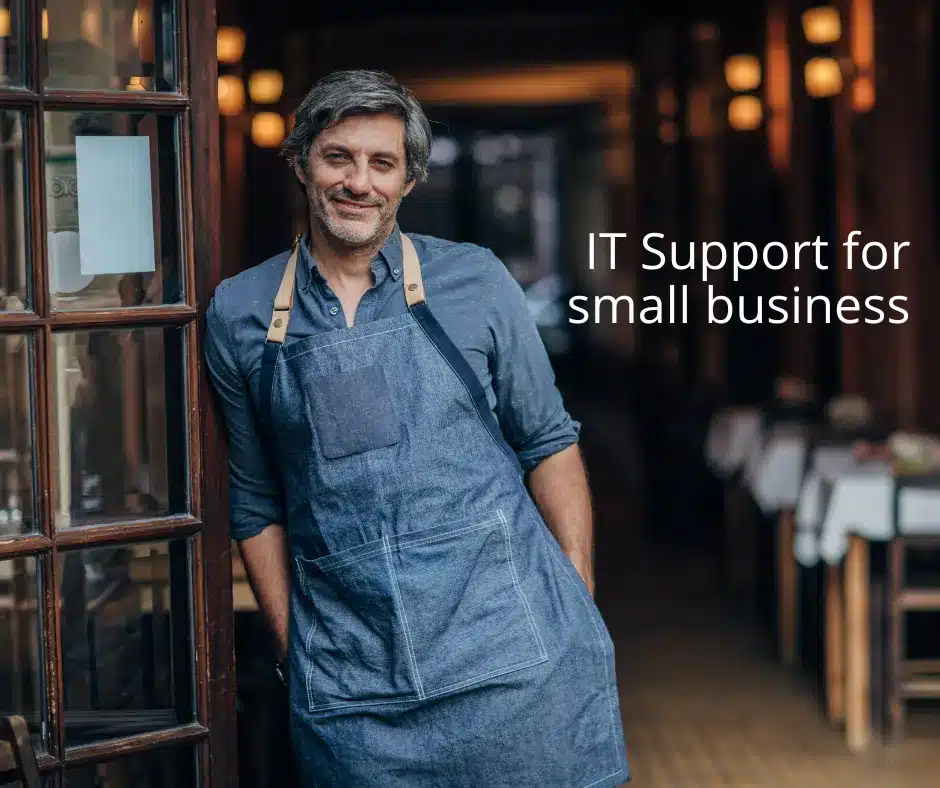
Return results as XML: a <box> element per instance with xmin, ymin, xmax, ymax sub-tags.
<box><xmin>0</xmin><ymin>716</ymin><xmax>41</xmax><ymax>788</ymax></box>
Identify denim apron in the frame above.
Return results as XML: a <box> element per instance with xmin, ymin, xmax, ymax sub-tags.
<box><xmin>259</xmin><ymin>233</ymin><xmax>629</xmax><ymax>787</ymax></box>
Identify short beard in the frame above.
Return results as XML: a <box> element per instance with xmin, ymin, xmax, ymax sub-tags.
<box><xmin>310</xmin><ymin>184</ymin><xmax>402</xmax><ymax>249</ymax></box>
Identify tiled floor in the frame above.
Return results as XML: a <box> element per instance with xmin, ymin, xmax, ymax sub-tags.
<box><xmin>583</xmin><ymin>414</ymin><xmax>940</xmax><ymax>788</ymax></box>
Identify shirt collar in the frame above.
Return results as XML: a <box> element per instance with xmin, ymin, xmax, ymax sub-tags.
<box><xmin>296</xmin><ymin>223</ymin><xmax>403</xmax><ymax>292</ymax></box>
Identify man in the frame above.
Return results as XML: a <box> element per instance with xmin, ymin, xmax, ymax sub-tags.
<box><xmin>205</xmin><ymin>70</ymin><xmax>628</xmax><ymax>787</ymax></box>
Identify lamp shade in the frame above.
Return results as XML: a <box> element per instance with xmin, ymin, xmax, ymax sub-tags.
<box><xmin>725</xmin><ymin>55</ymin><xmax>762</xmax><ymax>92</ymax></box>
<box><xmin>252</xmin><ymin>112</ymin><xmax>286</xmax><ymax>147</ymax></box>
<box><xmin>802</xmin><ymin>6</ymin><xmax>841</xmax><ymax>44</ymax></box>
<box><xmin>804</xmin><ymin>57</ymin><xmax>843</xmax><ymax>98</ymax></box>
<box><xmin>217</xmin><ymin>27</ymin><xmax>246</xmax><ymax>63</ymax></box>
<box><xmin>218</xmin><ymin>75</ymin><xmax>245</xmax><ymax>116</ymax></box>
<box><xmin>248</xmin><ymin>70</ymin><xmax>284</xmax><ymax>104</ymax></box>
<box><xmin>728</xmin><ymin>95</ymin><xmax>763</xmax><ymax>131</ymax></box>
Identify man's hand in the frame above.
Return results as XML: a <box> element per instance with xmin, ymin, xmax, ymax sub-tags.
<box><xmin>527</xmin><ymin>444</ymin><xmax>596</xmax><ymax>598</ymax></box>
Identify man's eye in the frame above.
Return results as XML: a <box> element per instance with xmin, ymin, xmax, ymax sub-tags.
<box><xmin>374</xmin><ymin>160</ymin><xmax>392</xmax><ymax>169</ymax></box>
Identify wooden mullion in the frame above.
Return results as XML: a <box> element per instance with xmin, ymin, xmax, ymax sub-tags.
<box><xmin>183</xmin><ymin>293</ymin><xmax>201</xmax><ymax>518</ymax></box>
<box><xmin>40</xmin><ymin>91</ymin><xmax>189</xmax><ymax>112</ymax></box>
<box><xmin>0</xmin><ymin>307</ymin><xmax>198</xmax><ymax>330</ymax></box>
<box><xmin>41</xmin><ymin>546</ymin><xmax>65</xmax><ymax>762</ymax></box>
<box><xmin>49</xmin><ymin>305</ymin><xmax>197</xmax><ymax>329</ymax></box>
<box><xmin>26</xmin><ymin>0</ymin><xmax>43</xmax><ymax>95</ymax></box>
<box><xmin>0</xmin><ymin>533</ymin><xmax>54</xmax><ymax>558</ymax></box>
<box><xmin>27</xmin><ymin>76</ymin><xmax>47</xmax><ymax>322</ymax></box>
<box><xmin>179</xmin><ymin>106</ymin><xmax>197</xmax><ymax>309</ymax></box>
<box><xmin>34</xmin><ymin>324</ymin><xmax>66</xmax><ymax>764</ymax></box>
<box><xmin>54</xmin><ymin>514</ymin><xmax>202</xmax><ymax>549</ymax></box>
<box><xmin>177</xmin><ymin>0</ymin><xmax>191</xmax><ymax>100</ymax></box>
<box><xmin>62</xmin><ymin>722</ymin><xmax>209</xmax><ymax>767</ymax></box>
<box><xmin>190</xmin><ymin>531</ymin><xmax>209</xmax><ymax>733</ymax></box>
<box><xmin>0</xmin><ymin>312</ymin><xmax>42</xmax><ymax>329</ymax></box>
<box><xmin>0</xmin><ymin>90</ymin><xmax>40</xmax><ymax>108</ymax></box>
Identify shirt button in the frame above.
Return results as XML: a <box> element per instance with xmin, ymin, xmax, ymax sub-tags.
<box><xmin>393</xmin><ymin>267</ymin><xmax>400</xmax><ymax>276</ymax></box>
<box><xmin>329</xmin><ymin>306</ymin><xmax>339</xmax><ymax>316</ymax></box>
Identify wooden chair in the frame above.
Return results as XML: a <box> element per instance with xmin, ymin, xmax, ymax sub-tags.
<box><xmin>887</xmin><ymin>473</ymin><xmax>940</xmax><ymax>738</ymax></box>
<box><xmin>0</xmin><ymin>715</ymin><xmax>41</xmax><ymax>788</ymax></box>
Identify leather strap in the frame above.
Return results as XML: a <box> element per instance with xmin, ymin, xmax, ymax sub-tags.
<box><xmin>401</xmin><ymin>234</ymin><xmax>425</xmax><ymax>307</ymax></box>
<box><xmin>265</xmin><ymin>232</ymin><xmax>425</xmax><ymax>343</ymax></box>
<box><xmin>265</xmin><ymin>235</ymin><xmax>301</xmax><ymax>344</ymax></box>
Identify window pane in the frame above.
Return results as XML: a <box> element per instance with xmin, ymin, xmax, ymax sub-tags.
<box><xmin>0</xmin><ymin>110</ymin><xmax>28</xmax><ymax>312</ymax></box>
<box><xmin>52</xmin><ymin>327</ymin><xmax>187</xmax><ymax>529</ymax></box>
<box><xmin>42</xmin><ymin>0</ymin><xmax>178</xmax><ymax>92</ymax></box>
<box><xmin>0</xmin><ymin>1</ymin><xmax>25</xmax><ymax>86</ymax></box>
<box><xmin>44</xmin><ymin>111</ymin><xmax>183</xmax><ymax>311</ymax></box>
<box><xmin>0</xmin><ymin>554</ymin><xmax>45</xmax><ymax>750</ymax></box>
<box><xmin>59</xmin><ymin>538</ymin><xmax>195</xmax><ymax>746</ymax></box>
<box><xmin>66</xmin><ymin>745</ymin><xmax>198</xmax><ymax>788</ymax></box>
<box><xmin>0</xmin><ymin>333</ymin><xmax>37</xmax><ymax>535</ymax></box>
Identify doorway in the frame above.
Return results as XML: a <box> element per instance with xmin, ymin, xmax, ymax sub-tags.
<box><xmin>0</xmin><ymin>2</ymin><xmax>231</xmax><ymax>786</ymax></box>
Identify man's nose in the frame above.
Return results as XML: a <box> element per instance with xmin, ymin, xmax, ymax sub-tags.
<box><xmin>344</xmin><ymin>161</ymin><xmax>371</xmax><ymax>195</ymax></box>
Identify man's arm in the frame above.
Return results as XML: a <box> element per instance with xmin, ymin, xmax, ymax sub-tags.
<box><xmin>527</xmin><ymin>444</ymin><xmax>595</xmax><ymax>596</ymax></box>
<box><xmin>205</xmin><ymin>293</ymin><xmax>291</xmax><ymax>660</ymax></box>
<box><xmin>238</xmin><ymin>525</ymin><xmax>291</xmax><ymax>661</ymax></box>
<box><xmin>479</xmin><ymin>250</ymin><xmax>593</xmax><ymax>591</ymax></box>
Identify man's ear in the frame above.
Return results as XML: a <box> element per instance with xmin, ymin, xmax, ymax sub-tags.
<box><xmin>293</xmin><ymin>160</ymin><xmax>307</xmax><ymax>186</ymax></box>
<box><xmin>403</xmin><ymin>179</ymin><xmax>416</xmax><ymax>198</ymax></box>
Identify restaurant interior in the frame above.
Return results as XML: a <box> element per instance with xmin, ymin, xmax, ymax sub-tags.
<box><xmin>2</xmin><ymin>0</ymin><xmax>940</xmax><ymax>785</ymax></box>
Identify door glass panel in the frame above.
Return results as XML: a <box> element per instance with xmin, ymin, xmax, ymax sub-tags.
<box><xmin>0</xmin><ymin>554</ymin><xmax>44</xmax><ymax>749</ymax></box>
<box><xmin>0</xmin><ymin>1</ymin><xmax>25</xmax><ymax>86</ymax></box>
<box><xmin>42</xmin><ymin>0</ymin><xmax>178</xmax><ymax>92</ymax></box>
<box><xmin>43</xmin><ymin>111</ymin><xmax>183</xmax><ymax>311</ymax></box>
<box><xmin>0</xmin><ymin>110</ymin><xmax>28</xmax><ymax>311</ymax></box>
<box><xmin>59</xmin><ymin>538</ymin><xmax>195</xmax><ymax>746</ymax></box>
<box><xmin>51</xmin><ymin>327</ymin><xmax>187</xmax><ymax>529</ymax></box>
<box><xmin>0</xmin><ymin>333</ymin><xmax>37</xmax><ymax>535</ymax></box>
<box><xmin>66</xmin><ymin>745</ymin><xmax>198</xmax><ymax>787</ymax></box>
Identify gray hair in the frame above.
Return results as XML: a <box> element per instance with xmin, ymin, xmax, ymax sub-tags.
<box><xmin>281</xmin><ymin>70</ymin><xmax>433</xmax><ymax>184</ymax></box>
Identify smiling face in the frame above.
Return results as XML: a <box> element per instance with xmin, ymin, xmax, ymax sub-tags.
<box><xmin>295</xmin><ymin>113</ymin><xmax>415</xmax><ymax>249</ymax></box>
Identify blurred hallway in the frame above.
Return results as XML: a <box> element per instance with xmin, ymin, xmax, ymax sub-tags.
<box><xmin>580</xmin><ymin>404</ymin><xmax>940</xmax><ymax>788</ymax></box>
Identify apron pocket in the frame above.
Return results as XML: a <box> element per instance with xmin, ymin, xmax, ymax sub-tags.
<box><xmin>295</xmin><ymin>546</ymin><xmax>419</xmax><ymax>712</ymax></box>
<box><xmin>389</xmin><ymin>511</ymin><xmax>548</xmax><ymax>698</ymax></box>
<box><xmin>305</xmin><ymin>364</ymin><xmax>401</xmax><ymax>459</ymax></box>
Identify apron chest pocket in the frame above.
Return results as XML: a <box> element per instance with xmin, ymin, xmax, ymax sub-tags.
<box><xmin>306</xmin><ymin>364</ymin><xmax>401</xmax><ymax>459</ymax></box>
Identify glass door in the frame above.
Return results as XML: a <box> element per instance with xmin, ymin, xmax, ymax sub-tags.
<box><xmin>0</xmin><ymin>1</ymin><xmax>231</xmax><ymax>785</ymax></box>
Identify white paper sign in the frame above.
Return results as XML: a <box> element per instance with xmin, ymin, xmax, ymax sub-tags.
<box><xmin>75</xmin><ymin>135</ymin><xmax>156</xmax><ymax>276</ymax></box>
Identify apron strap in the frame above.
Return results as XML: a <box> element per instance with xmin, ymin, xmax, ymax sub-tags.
<box><xmin>266</xmin><ymin>235</ymin><xmax>302</xmax><ymax>345</ymax></box>
<box><xmin>401</xmin><ymin>234</ymin><xmax>425</xmax><ymax>306</ymax></box>
<box><xmin>409</xmin><ymin>299</ymin><xmax>523</xmax><ymax>475</ymax></box>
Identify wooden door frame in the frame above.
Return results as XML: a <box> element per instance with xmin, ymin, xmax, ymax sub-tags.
<box><xmin>190</xmin><ymin>3</ymin><xmax>237</xmax><ymax>787</ymax></box>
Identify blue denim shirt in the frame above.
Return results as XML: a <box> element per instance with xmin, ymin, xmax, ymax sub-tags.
<box><xmin>205</xmin><ymin>225</ymin><xmax>580</xmax><ymax>541</ymax></box>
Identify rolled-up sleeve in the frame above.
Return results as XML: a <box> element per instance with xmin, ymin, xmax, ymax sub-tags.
<box><xmin>483</xmin><ymin>251</ymin><xmax>581</xmax><ymax>470</ymax></box>
<box><xmin>205</xmin><ymin>293</ymin><xmax>285</xmax><ymax>540</ymax></box>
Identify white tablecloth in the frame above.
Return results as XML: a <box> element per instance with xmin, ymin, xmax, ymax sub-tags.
<box><xmin>744</xmin><ymin>424</ymin><xmax>808</xmax><ymax>514</ymax></box>
<box><xmin>794</xmin><ymin>461</ymin><xmax>940</xmax><ymax>565</ymax></box>
<box><xmin>706</xmin><ymin>408</ymin><xmax>761</xmax><ymax>476</ymax></box>
<box><xmin>794</xmin><ymin>450</ymin><xmax>865</xmax><ymax>566</ymax></box>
